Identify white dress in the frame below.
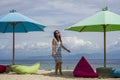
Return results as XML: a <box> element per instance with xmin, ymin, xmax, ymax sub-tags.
<box><xmin>54</xmin><ymin>41</ymin><xmax>62</xmax><ymax>62</ymax></box>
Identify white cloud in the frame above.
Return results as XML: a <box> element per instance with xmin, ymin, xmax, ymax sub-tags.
<box><xmin>0</xmin><ymin>39</ymin><xmax>11</xmax><ymax>49</ymax></box>
<box><xmin>15</xmin><ymin>41</ymin><xmax>50</xmax><ymax>49</ymax></box>
<box><xmin>0</xmin><ymin>0</ymin><xmax>99</xmax><ymax>26</ymax></box>
<box><xmin>29</xmin><ymin>0</ymin><xmax>98</xmax><ymax>25</ymax></box>
<box><xmin>0</xmin><ymin>0</ymin><xmax>120</xmax><ymax>57</ymax></box>
<box><xmin>62</xmin><ymin>36</ymin><xmax>99</xmax><ymax>53</ymax></box>
<box><xmin>2</xmin><ymin>0</ymin><xmax>120</xmax><ymax>26</ymax></box>
<box><xmin>107</xmin><ymin>38</ymin><xmax>120</xmax><ymax>51</ymax></box>
<box><xmin>0</xmin><ymin>45</ymin><xmax>5</xmax><ymax>49</ymax></box>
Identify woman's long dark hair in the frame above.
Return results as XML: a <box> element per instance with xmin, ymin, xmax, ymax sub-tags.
<box><xmin>54</xmin><ymin>30</ymin><xmax>62</xmax><ymax>42</ymax></box>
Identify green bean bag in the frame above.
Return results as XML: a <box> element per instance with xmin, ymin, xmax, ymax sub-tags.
<box><xmin>11</xmin><ymin>62</ymin><xmax>40</xmax><ymax>74</ymax></box>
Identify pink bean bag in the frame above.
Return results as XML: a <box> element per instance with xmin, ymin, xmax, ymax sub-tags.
<box><xmin>0</xmin><ymin>65</ymin><xmax>6</xmax><ymax>73</ymax></box>
<box><xmin>73</xmin><ymin>56</ymin><xmax>98</xmax><ymax>78</ymax></box>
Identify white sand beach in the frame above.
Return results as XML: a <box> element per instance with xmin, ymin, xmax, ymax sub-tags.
<box><xmin>0</xmin><ymin>70</ymin><xmax>120</xmax><ymax>80</ymax></box>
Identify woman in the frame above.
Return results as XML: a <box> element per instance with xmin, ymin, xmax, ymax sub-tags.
<box><xmin>52</xmin><ymin>30</ymin><xmax>71</xmax><ymax>75</ymax></box>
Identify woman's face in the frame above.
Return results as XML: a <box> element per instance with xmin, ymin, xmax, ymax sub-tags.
<box><xmin>55</xmin><ymin>31</ymin><xmax>60</xmax><ymax>37</ymax></box>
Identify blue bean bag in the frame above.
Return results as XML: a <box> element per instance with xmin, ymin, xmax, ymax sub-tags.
<box><xmin>11</xmin><ymin>62</ymin><xmax>40</xmax><ymax>74</ymax></box>
<box><xmin>110</xmin><ymin>68</ymin><xmax>120</xmax><ymax>77</ymax></box>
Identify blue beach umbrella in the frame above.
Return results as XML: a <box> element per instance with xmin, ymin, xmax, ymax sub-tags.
<box><xmin>0</xmin><ymin>10</ymin><xmax>46</xmax><ymax>64</ymax></box>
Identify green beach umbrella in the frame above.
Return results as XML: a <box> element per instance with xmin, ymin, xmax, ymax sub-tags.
<box><xmin>66</xmin><ymin>7</ymin><xmax>120</xmax><ymax>68</ymax></box>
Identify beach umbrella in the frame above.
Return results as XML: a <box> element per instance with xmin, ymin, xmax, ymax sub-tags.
<box><xmin>66</xmin><ymin>7</ymin><xmax>120</xmax><ymax>68</ymax></box>
<box><xmin>0</xmin><ymin>10</ymin><xmax>46</xmax><ymax>64</ymax></box>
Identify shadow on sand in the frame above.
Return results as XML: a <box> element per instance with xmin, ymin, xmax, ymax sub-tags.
<box><xmin>42</xmin><ymin>70</ymin><xmax>75</xmax><ymax>79</ymax></box>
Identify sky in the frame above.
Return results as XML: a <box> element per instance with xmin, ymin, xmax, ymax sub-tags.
<box><xmin>0</xmin><ymin>0</ymin><xmax>120</xmax><ymax>60</ymax></box>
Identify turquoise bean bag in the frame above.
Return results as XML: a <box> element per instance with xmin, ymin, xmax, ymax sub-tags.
<box><xmin>110</xmin><ymin>68</ymin><xmax>120</xmax><ymax>77</ymax></box>
<box><xmin>11</xmin><ymin>62</ymin><xmax>40</xmax><ymax>74</ymax></box>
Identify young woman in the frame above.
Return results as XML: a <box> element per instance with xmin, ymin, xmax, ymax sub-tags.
<box><xmin>52</xmin><ymin>30</ymin><xmax>71</xmax><ymax>75</ymax></box>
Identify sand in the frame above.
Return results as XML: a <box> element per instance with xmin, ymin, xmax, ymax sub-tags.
<box><xmin>0</xmin><ymin>70</ymin><xmax>120</xmax><ymax>80</ymax></box>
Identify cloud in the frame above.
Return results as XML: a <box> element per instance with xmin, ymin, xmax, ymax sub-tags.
<box><xmin>107</xmin><ymin>38</ymin><xmax>120</xmax><ymax>51</ymax></box>
<box><xmin>0</xmin><ymin>36</ymin><xmax>12</xmax><ymax>49</ymax></box>
<box><xmin>15</xmin><ymin>41</ymin><xmax>50</xmax><ymax>49</ymax></box>
<box><xmin>0</xmin><ymin>45</ymin><xmax>5</xmax><ymax>49</ymax></box>
<box><xmin>0</xmin><ymin>0</ymin><xmax>99</xmax><ymax>26</ymax></box>
<box><xmin>1</xmin><ymin>0</ymin><xmax>120</xmax><ymax>26</ymax></box>
<box><xmin>62</xmin><ymin>36</ymin><xmax>99</xmax><ymax>53</ymax></box>
<box><xmin>0</xmin><ymin>0</ymin><xmax>120</xmax><ymax>58</ymax></box>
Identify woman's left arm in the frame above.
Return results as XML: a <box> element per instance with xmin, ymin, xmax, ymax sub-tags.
<box><xmin>61</xmin><ymin>44</ymin><xmax>71</xmax><ymax>53</ymax></box>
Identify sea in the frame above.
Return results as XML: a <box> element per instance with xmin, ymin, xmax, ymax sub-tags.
<box><xmin>0</xmin><ymin>59</ymin><xmax>120</xmax><ymax>70</ymax></box>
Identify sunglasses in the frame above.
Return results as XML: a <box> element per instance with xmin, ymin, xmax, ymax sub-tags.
<box><xmin>55</xmin><ymin>32</ymin><xmax>60</xmax><ymax>34</ymax></box>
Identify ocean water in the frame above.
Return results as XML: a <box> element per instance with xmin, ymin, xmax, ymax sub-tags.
<box><xmin>0</xmin><ymin>59</ymin><xmax>120</xmax><ymax>70</ymax></box>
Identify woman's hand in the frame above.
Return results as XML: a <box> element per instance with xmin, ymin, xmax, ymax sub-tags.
<box><xmin>61</xmin><ymin>44</ymin><xmax>71</xmax><ymax>53</ymax></box>
<box><xmin>67</xmin><ymin>49</ymin><xmax>71</xmax><ymax>53</ymax></box>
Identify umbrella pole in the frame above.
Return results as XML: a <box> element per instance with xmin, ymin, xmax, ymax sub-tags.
<box><xmin>12</xmin><ymin>23</ymin><xmax>15</xmax><ymax>65</ymax></box>
<box><xmin>103</xmin><ymin>25</ymin><xmax>106</xmax><ymax>68</ymax></box>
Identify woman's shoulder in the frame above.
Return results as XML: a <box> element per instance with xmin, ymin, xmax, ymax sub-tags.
<box><xmin>52</xmin><ymin>38</ymin><xmax>57</xmax><ymax>42</ymax></box>
<box><xmin>52</xmin><ymin>38</ymin><xmax>56</xmax><ymax>41</ymax></box>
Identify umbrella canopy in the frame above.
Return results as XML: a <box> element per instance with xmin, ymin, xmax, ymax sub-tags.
<box><xmin>0</xmin><ymin>10</ymin><xmax>45</xmax><ymax>32</ymax></box>
<box><xmin>0</xmin><ymin>10</ymin><xmax>46</xmax><ymax>64</ymax></box>
<box><xmin>66</xmin><ymin>7</ymin><xmax>120</xmax><ymax>67</ymax></box>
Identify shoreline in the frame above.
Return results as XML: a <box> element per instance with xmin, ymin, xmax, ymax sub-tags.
<box><xmin>0</xmin><ymin>70</ymin><xmax>120</xmax><ymax>80</ymax></box>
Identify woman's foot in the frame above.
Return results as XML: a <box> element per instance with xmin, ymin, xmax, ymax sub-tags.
<box><xmin>59</xmin><ymin>71</ymin><xmax>62</xmax><ymax>75</ymax></box>
<box><xmin>55</xmin><ymin>71</ymin><xmax>58</xmax><ymax>75</ymax></box>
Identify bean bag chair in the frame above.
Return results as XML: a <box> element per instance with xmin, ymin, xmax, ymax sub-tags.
<box><xmin>110</xmin><ymin>68</ymin><xmax>120</xmax><ymax>77</ymax></box>
<box><xmin>73</xmin><ymin>56</ymin><xmax>98</xmax><ymax>78</ymax></box>
<box><xmin>11</xmin><ymin>62</ymin><xmax>40</xmax><ymax>74</ymax></box>
<box><xmin>0</xmin><ymin>65</ymin><xmax>6</xmax><ymax>73</ymax></box>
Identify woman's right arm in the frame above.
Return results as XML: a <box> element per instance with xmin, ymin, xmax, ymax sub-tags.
<box><xmin>52</xmin><ymin>39</ymin><xmax>56</xmax><ymax>57</ymax></box>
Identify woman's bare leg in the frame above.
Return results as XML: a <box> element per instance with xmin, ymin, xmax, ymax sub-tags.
<box><xmin>55</xmin><ymin>62</ymin><xmax>59</xmax><ymax>74</ymax></box>
<box><xmin>59</xmin><ymin>62</ymin><xmax>62</xmax><ymax>75</ymax></box>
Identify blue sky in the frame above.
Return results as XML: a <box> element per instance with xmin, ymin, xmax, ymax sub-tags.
<box><xmin>0</xmin><ymin>0</ymin><xmax>120</xmax><ymax>59</ymax></box>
